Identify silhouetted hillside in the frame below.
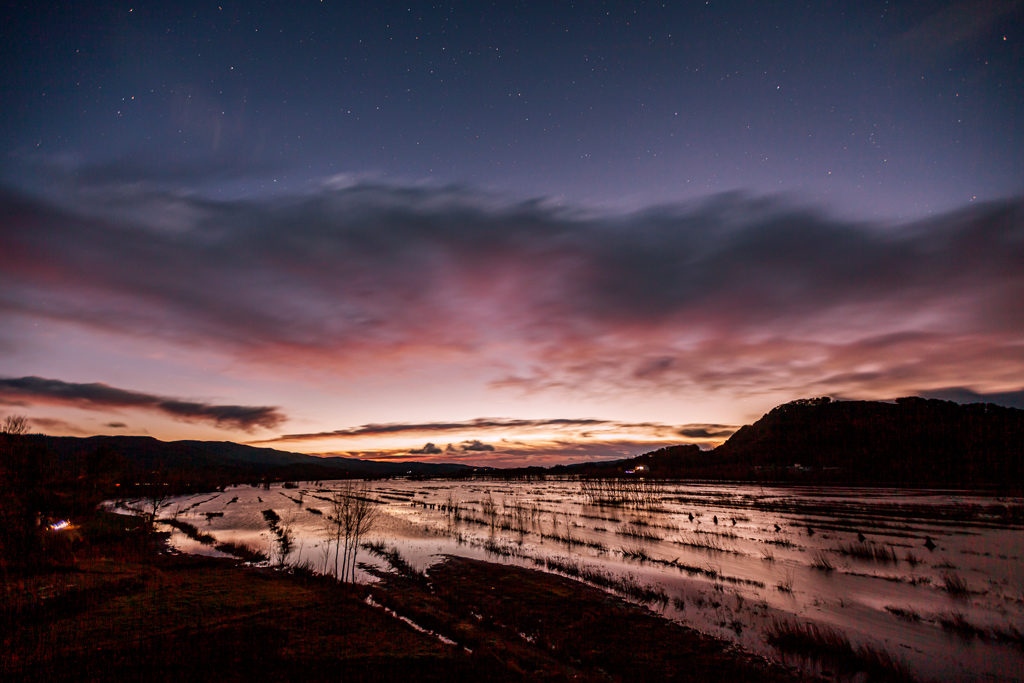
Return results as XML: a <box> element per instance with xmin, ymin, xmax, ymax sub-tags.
<box><xmin>628</xmin><ymin>397</ymin><xmax>1023</xmax><ymax>486</ymax></box>
<box><xmin>19</xmin><ymin>434</ymin><xmax>480</xmax><ymax>489</ymax></box>
<box><xmin>13</xmin><ymin>396</ymin><xmax>1021</xmax><ymax>489</ymax></box>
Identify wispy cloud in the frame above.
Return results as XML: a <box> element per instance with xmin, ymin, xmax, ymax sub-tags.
<box><xmin>0</xmin><ymin>376</ymin><xmax>286</xmax><ymax>431</ymax></box>
<box><xmin>249</xmin><ymin>416</ymin><xmax>725</xmax><ymax>445</ymax></box>
<box><xmin>255</xmin><ymin>416</ymin><xmax>730</xmax><ymax>467</ymax></box>
<box><xmin>458</xmin><ymin>439</ymin><xmax>494</xmax><ymax>452</ymax></box>
<box><xmin>335</xmin><ymin>437</ymin><xmax>672</xmax><ymax>468</ymax></box>
<box><xmin>2</xmin><ymin>183</ymin><xmax>1021</xmax><ymax>406</ymax></box>
<box><xmin>28</xmin><ymin>416</ymin><xmax>89</xmax><ymax>435</ymax></box>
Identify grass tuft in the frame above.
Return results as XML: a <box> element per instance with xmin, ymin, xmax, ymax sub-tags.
<box><xmin>938</xmin><ymin>611</ymin><xmax>986</xmax><ymax>639</ymax></box>
<box><xmin>810</xmin><ymin>552</ymin><xmax>835</xmax><ymax>572</ymax></box>
<box><xmin>362</xmin><ymin>541</ymin><xmax>425</xmax><ymax>580</ymax></box>
<box><xmin>834</xmin><ymin>542</ymin><xmax>899</xmax><ymax>564</ymax></box>
<box><xmin>884</xmin><ymin>605</ymin><xmax>921</xmax><ymax>622</ymax></box>
<box><xmin>675</xmin><ymin>534</ymin><xmax>741</xmax><ymax>554</ymax></box>
<box><xmin>481</xmin><ymin>537</ymin><xmax>522</xmax><ymax>558</ymax></box>
<box><xmin>536</xmin><ymin>555</ymin><xmax>668</xmax><ymax>607</ymax></box>
<box><xmin>940</xmin><ymin>570</ymin><xmax>970</xmax><ymax>596</ymax></box>
<box><xmin>991</xmin><ymin>624</ymin><xmax>1024</xmax><ymax>648</ymax></box>
<box><xmin>620</xmin><ymin>544</ymin><xmax>651</xmax><ymax>561</ymax></box>
<box><xmin>617</xmin><ymin>523</ymin><xmax>662</xmax><ymax>541</ymax></box>
<box><xmin>765</xmin><ymin>618</ymin><xmax>915</xmax><ymax>682</ymax></box>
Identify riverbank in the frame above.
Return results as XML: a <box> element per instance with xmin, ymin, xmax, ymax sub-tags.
<box><xmin>2</xmin><ymin>511</ymin><xmax>808</xmax><ymax>682</ymax></box>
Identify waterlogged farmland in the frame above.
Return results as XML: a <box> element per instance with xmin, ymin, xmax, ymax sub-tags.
<box><xmin>127</xmin><ymin>480</ymin><xmax>1024</xmax><ymax>682</ymax></box>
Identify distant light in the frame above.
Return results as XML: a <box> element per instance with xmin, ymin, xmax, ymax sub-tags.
<box><xmin>50</xmin><ymin>520</ymin><xmax>70</xmax><ymax>531</ymax></box>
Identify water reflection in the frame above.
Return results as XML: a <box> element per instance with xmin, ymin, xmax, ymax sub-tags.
<box><xmin>118</xmin><ymin>480</ymin><xmax>1024</xmax><ymax>682</ymax></box>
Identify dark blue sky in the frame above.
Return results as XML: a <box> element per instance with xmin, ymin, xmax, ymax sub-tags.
<box><xmin>5</xmin><ymin>1</ymin><xmax>1022</xmax><ymax>217</ymax></box>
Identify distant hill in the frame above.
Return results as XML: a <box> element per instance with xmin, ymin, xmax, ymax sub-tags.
<box><xmin>613</xmin><ymin>397</ymin><xmax>1024</xmax><ymax>486</ymax></box>
<box><xmin>20</xmin><ymin>434</ymin><xmax>481</xmax><ymax>486</ymax></box>
<box><xmin>16</xmin><ymin>395</ymin><xmax>1023</xmax><ymax>489</ymax></box>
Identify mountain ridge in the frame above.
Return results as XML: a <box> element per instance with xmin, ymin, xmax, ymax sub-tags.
<box><xmin>610</xmin><ymin>396</ymin><xmax>1024</xmax><ymax>486</ymax></box>
<box><xmin>11</xmin><ymin>395</ymin><xmax>1023</xmax><ymax>488</ymax></box>
<box><xmin>19</xmin><ymin>433</ymin><xmax>482</xmax><ymax>483</ymax></box>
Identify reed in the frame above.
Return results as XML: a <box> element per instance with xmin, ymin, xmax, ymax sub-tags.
<box><xmin>938</xmin><ymin>611</ymin><xmax>986</xmax><ymax>639</ymax></box>
<box><xmin>833</xmin><ymin>542</ymin><xmax>898</xmax><ymax>564</ymax></box>
<box><xmin>537</xmin><ymin>555</ymin><xmax>668</xmax><ymax>606</ymax></box>
<box><xmin>940</xmin><ymin>570</ymin><xmax>970</xmax><ymax>596</ymax></box>
<box><xmin>362</xmin><ymin>541</ymin><xmax>424</xmax><ymax>579</ymax></box>
<box><xmin>675</xmin><ymin>534</ymin><xmax>740</xmax><ymax>554</ymax></box>
<box><xmin>764</xmin><ymin>618</ymin><xmax>914</xmax><ymax>682</ymax></box>
<box><xmin>620</xmin><ymin>544</ymin><xmax>650</xmax><ymax>561</ymax></box>
<box><xmin>481</xmin><ymin>537</ymin><xmax>522</xmax><ymax>558</ymax></box>
<box><xmin>617</xmin><ymin>523</ymin><xmax>662</xmax><ymax>541</ymax></box>
<box><xmin>578</xmin><ymin>477</ymin><xmax>665</xmax><ymax>509</ymax></box>
<box><xmin>884</xmin><ymin>606</ymin><xmax>921</xmax><ymax>622</ymax></box>
<box><xmin>810</xmin><ymin>552</ymin><xmax>835</xmax><ymax>572</ymax></box>
<box><xmin>991</xmin><ymin>624</ymin><xmax>1024</xmax><ymax>647</ymax></box>
<box><xmin>540</xmin><ymin>530</ymin><xmax>607</xmax><ymax>551</ymax></box>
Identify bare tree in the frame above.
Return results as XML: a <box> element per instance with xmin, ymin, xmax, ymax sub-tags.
<box><xmin>347</xmin><ymin>485</ymin><xmax>379</xmax><ymax>582</ymax></box>
<box><xmin>325</xmin><ymin>491</ymin><xmax>347</xmax><ymax>577</ymax></box>
<box><xmin>324</xmin><ymin>481</ymin><xmax>380</xmax><ymax>582</ymax></box>
<box><xmin>481</xmin><ymin>491</ymin><xmax>499</xmax><ymax>530</ymax></box>
<box><xmin>142</xmin><ymin>489</ymin><xmax>173</xmax><ymax>524</ymax></box>
<box><xmin>1</xmin><ymin>415</ymin><xmax>30</xmax><ymax>436</ymax></box>
<box><xmin>136</xmin><ymin>464</ymin><xmax>177</xmax><ymax>525</ymax></box>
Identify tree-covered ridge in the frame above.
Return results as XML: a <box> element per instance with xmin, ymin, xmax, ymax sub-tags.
<box><xmin>617</xmin><ymin>397</ymin><xmax>1023</xmax><ymax>486</ymax></box>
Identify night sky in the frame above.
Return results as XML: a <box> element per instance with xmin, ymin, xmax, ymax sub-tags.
<box><xmin>2</xmin><ymin>1</ymin><xmax>1022</xmax><ymax>466</ymax></box>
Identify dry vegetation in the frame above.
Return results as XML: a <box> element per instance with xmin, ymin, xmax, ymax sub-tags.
<box><xmin>765</xmin><ymin>618</ymin><xmax>915</xmax><ymax>683</ymax></box>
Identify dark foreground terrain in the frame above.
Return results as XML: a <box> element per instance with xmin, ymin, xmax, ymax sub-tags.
<box><xmin>2</xmin><ymin>513</ymin><xmax>806</xmax><ymax>683</ymax></box>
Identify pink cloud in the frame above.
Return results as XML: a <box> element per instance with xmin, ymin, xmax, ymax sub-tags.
<box><xmin>331</xmin><ymin>437</ymin><xmax>677</xmax><ymax>468</ymax></box>
<box><xmin>2</xmin><ymin>185</ymin><xmax>1021</xmax><ymax>410</ymax></box>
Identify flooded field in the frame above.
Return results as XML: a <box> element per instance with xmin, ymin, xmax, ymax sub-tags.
<box><xmin>116</xmin><ymin>480</ymin><xmax>1024</xmax><ymax>682</ymax></box>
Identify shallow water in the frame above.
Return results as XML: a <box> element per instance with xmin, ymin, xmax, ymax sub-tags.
<box><xmin>118</xmin><ymin>480</ymin><xmax>1024</xmax><ymax>682</ymax></box>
